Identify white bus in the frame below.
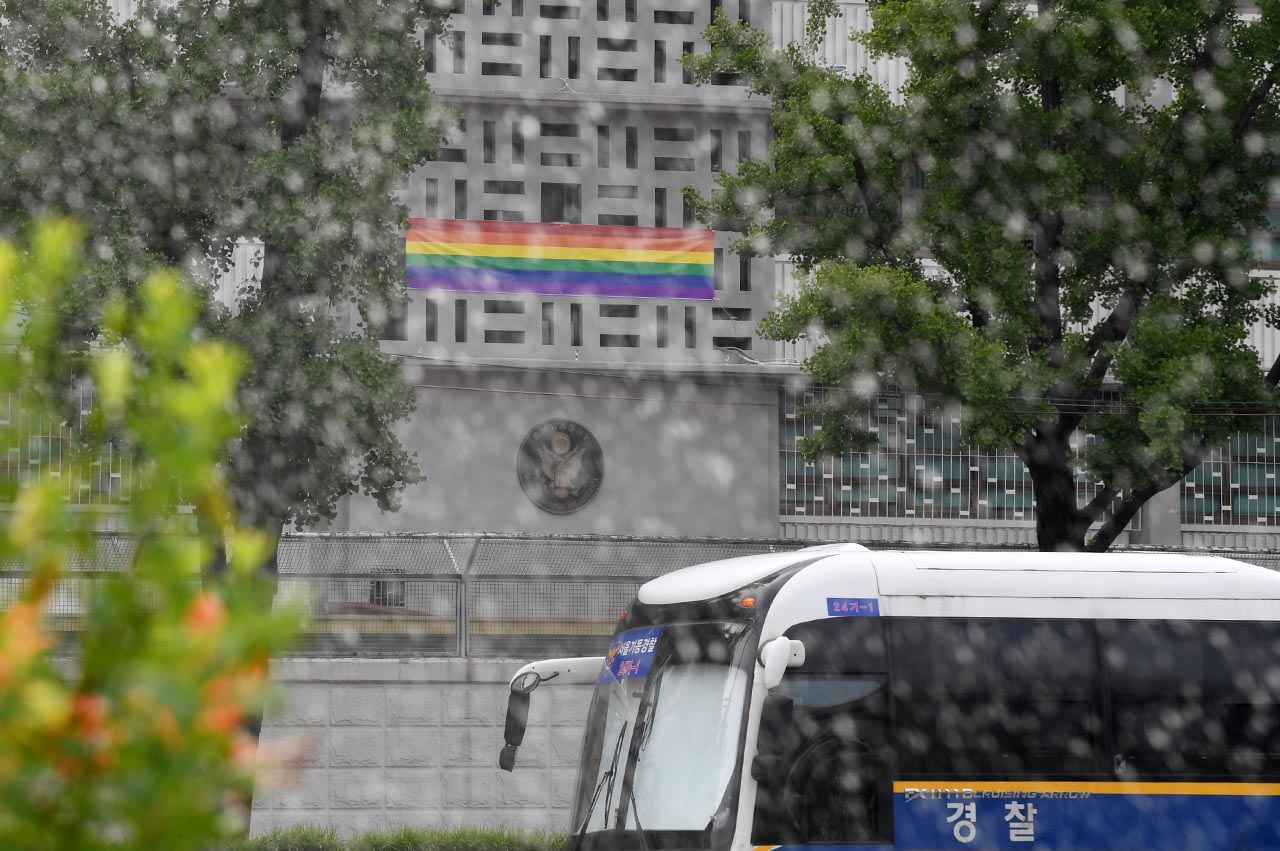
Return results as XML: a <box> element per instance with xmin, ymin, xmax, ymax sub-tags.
<box><xmin>499</xmin><ymin>544</ymin><xmax>1280</xmax><ymax>851</ymax></box>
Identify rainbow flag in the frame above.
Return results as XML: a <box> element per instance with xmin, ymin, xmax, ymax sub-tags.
<box><xmin>405</xmin><ymin>219</ymin><xmax>715</xmax><ymax>299</ymax></box>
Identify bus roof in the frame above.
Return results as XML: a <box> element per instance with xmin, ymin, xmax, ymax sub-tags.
<box><xmin>637</xmin><ymin>545</ymin><xmax>1280</xmax><ymax>615</ymax></box>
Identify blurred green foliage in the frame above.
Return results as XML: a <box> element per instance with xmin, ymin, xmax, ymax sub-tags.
<box><xmin>0</xmin><ymin>219</ymin><xmax>299</xmax><ymax>849</ymax></box>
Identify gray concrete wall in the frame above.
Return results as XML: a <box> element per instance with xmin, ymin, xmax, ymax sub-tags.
<box><xmin>251</xmin><ymin>658</ymin><xmax>593</xmax><ymax>837</ymax></box>
<box><xmin>336</xmin><ymin>365</ymin><xmax>780</xmax><ymax>538</ymax></box>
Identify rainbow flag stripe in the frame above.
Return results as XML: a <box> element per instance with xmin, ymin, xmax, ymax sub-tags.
<box><xmin>405</xmin><ymin>219</ymin><xmax>715</xmax><ymax>299</ymax></box>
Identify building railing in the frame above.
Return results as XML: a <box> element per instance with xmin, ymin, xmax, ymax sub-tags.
<box><xmin>19</xmin><ymin>533</ymin><xmax>1280</xmax><ymax>658</ymax></box>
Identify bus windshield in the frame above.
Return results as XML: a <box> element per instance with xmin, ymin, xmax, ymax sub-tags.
<box><xmin>571</xmin><ymin>622</ymin><xmax>754</xmax><ymax>849</ymax></box>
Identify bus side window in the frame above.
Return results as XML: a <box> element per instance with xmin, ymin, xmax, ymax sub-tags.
<box><xmin>751</xmin><ymin>618</ymin><xmax>891</xmax><ymax>846</ymax></box>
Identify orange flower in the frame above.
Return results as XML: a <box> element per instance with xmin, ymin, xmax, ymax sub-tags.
<box><xmin>186</xmin><ymin>592</ymin><xmax>225</xmax><ymax>634</ymax></box>
<box><xmin>73</xmin><ymin>693</ymin><xmax>109</xmax><ymax>737</ymax></box>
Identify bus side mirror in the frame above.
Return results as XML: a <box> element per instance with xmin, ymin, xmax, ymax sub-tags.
<box><xmin>760</xmin><ymin>636</ymin><xmax>805</xmax><ymax>690</ymax></box>
<box><xmin>499</xmin><ymin>672</ymin><xmax>540</xmax><ymax>771</ymax></box>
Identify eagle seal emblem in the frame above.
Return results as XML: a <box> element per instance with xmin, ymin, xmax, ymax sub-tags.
<box><xmin>516</xmin><ymin>420</ymin><xmax>604</xmax><ymax>514</ymax></box>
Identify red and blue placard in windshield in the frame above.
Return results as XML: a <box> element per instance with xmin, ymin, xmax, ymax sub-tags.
<box><xmin>599</xmin><ymin>626</ymin><xmax>663</xmax><ymax>683</ymax></box>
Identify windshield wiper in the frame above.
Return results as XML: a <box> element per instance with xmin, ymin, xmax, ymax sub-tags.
<box><xmin>574</xmin><ymin>721</ymin><xmax>628</xmax><ymax>845</ymax></box>
<box><xmin>628</xmin><ymin>780</ymin><xmax>654</xmax><ymax>851</ymax></box>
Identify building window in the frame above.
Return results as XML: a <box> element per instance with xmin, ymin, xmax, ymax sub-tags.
<box><xmin>569</xmin><ymin>36</ymin><xmax>580</xmax><ymax>78</ymax></box>
<box><xmin>714</xmin><ymin>248</ymin><xmax>723</xmax><ymax>290</ymax></box>
<box><xmin>454</xmin><ymin>300</ymin><xmax>468</xmax><ymax>343</ymax></box>
<box><xmin>625</xmin><ymin>126</ymin><xmax>638</xmax><ymax>169</ymax></box>
<box><xmin>597</xmin><ymin>0</ymin><xmax>608</xmax><ymax>19</ymax></box>
<box><xmin>682</xmin><ymin>193</ymin><xmax>695</xmax><ymax>227</ymax></box>
<box><xmin>625</xmin><ymin>0</ymin><xmax>636</xmax><ymax>21</ymax></box>
<box><xmin>656</xmin><ymin>305</ymin><xmax>668</xmax><ymax>348</ymax></box>
<box><xmin>682</xmin><ymin>42</ymin><xmax>694</xmax><ymax>85</ymax></box>
<box><xmin>512</xmin><ymin>124</ymin><xmax>526</xmax><ymax>164</ymax></box>
<box><xmin>738</xmin><ymin>129</ymin><xmax>752</xmax><ymax>161</ymax></box>
<box><xmin>597</xmin><ymin>125</ymin><xmax>610</xmax><ymax>168</ymax></box>
<box><xmin>684</xmin><ymin>305</ymin><xmax>697</xmax><ymax>348</ymax></box>
<box><xmin>570</xmin><ymin>303</ymin><xmax>583</xmax><ymax>346</ymax></box>
<box><xmin>380</xmin><ymin>299</ymin><xmax>407</xmax><ymax>341</ymax></box>
<box><xmin>710</xmin><ymin>129</ymin><xmax>722</xmax><ymax>171</ymax></box>
<box><xmin>424</xmin><ymin>178</ymin><xmax>438</xmax><ymax>217</ymax></box>
<box><xmin>453</xmin><ymin>178</ymin><xmax>467</xmax><ymax>220</ymax></box>
<box><xmin>740</xmin><ymin>256</ymin><xmax>751</xmax><ymax>291</ymax></box>
<box><xmin>452</xmin><ymin>32</ymin><xmax>465</xmax><ymax>73</ymax></box>
<box><xmin>655</xmin><ymin>187</ymin><xmax>667</xmax><ymax>228</ymax></box>
<box><xmin>654</xmin><ymin>40</ymin><xmax>666</xmax><ymax>83</ymax></box>
<box><xmin>424</xmin><ymin>299</ymin><xmax>438</xmax><ymax>342</ymax></box>
<box><xmin>542</xmin><ymin>302</ymin><xmax>555</xmax><ymax>344</ymax></box>
<box><xmin>483</xmin><ymin>121</ymin><xmax>496</xmax><ymax>163</ymax></box>
<box><xmin>539</xmin><ymin>35</ymin><xmax>551</xmax><ymax>77</ymax></box>
<box><xmin>542</xmin><ymin>183</ymin><xmax>582</xmax><ymax>224</ymax></box>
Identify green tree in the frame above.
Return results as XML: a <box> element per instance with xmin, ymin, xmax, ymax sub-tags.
<box><xmin>689</xmin><ymin>0</ymin><xmax>1280</xmax><ymax>551</ymax></box>
<box><xmin>0</xmin><ymin>0</ymin><xmax>450</xmax><ymax>560</ymax></box>
<box><xmin>0</xmin><ymin>219</ymin><xmax>297</xmax><ymax>850</ymax></box>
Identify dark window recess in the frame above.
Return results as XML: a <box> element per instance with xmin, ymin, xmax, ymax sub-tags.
<box><xmin>424</xmin><ymin>178</ymin><xmax>439</xmax><ymax>217</ymax></box>
<box><xmin>452</xmin><ymin>32</ymin><xmax>465</xmax><ymax>73</ymax></box>
<box><xmin>682</xmin><ymin>193</ymin><xmax>695</xmax><ymax>227</ymax></box>
<box><xmin>597</xmin><ymin>125</ymin><xmax>610</xmax><ymax>168</ymax></box>
<box><xmin>656</xmin><ymin>305</ymin><xmax>669</xmax><ymax>348</ymax></box>
<box><xmin>598</xmin><ymin>184</ymin><xmax>638</xmax><ymax>199</ymax></box>
<box><xmin>454</xmin><ymin>300</ymin><xmax>468</xmax><ymax>343</ymax></box>
<box><xmin>739</xmin><ymin>256</ymin><xmax>752</xmax><ymax>291</ymax></box>
<box><xmin>484</xmin><ymin>300</ymin><xmax>525</xmax><ymax>314</ymax></box>
<box><xmin>738</xmin><ymin>129</ymin><xmax>752</xmax><ymax>160</ymax></box>
<box><xmin>542</xmin><ymin>303</ymin><xmax>554</xmax><ymax>345</ymax></box>
<box><xmin>714</xmin><ymin>248</ymin><xmax>724</xmax><ymax>290</ymax></box>
<box><xmin>380</xmin><ymin>300</ymin><xmax>408</xmax><ymax>341</ymax></box>
<box><xmin>481</xmin><ymin>31</ymin><xmax>521</xmax><ymax>45</ymax></box>
<box><xmin>654</xmin><ymin>187</ymin><xmax>667</xmax><ymax>228</ymax></box>
<box><xmin>598</xmin><ymin>214</ymin><xmax>639</xmax><ymax>226</ymax></box>
<box><xmin>569</xmin><ymin>36</ymin><xmax>580</xmax><ymax>78</ymax></box>
<box><xmin>540</xmin><ymin>152</ymin><xmax>581</xmax><ymax>167</ymax></box>
<box><xmin>625</xmin><ymin>126</ymin><xmax>638</xmax><ymax>168</ymax></box>
<box><xmin>654</xmin><ymin>126</ymin><xmax>695</xmax><ymax>142</ymax></box>
<box><xmin>598</xmin><ymin>38</ymin><xmax>637</xmax><ymax>51</ymax></box>
<box><xmin>512</xmin><ymin>0</ymin><xmax>523</xmax><ymax>14</ymax></box>
<box><xmin>512</xmin><ymin>125</ymin><xmax>526</xmax><ymax>164</ymax></box>
<box><xmin>448</xmin><ymin>0</ymin><xmax>464</xmax><ymax>12</ymax></box>
<box><xmin>434</xmin><ymin>147</ymin><xmax>466</xmax><ymax>163</ymax></box>
<box><xmin>539</xmin><ymin>35</ymin><xmax>551</xmax><ymax>77</ymax></box>
<box><xmin>570</xmin><ymin>303</ymin><xmax>583</xmax><ymax>346</ymax></box>
<box><xmin>597</xmin><ymin>0</ymin><xmax>608</xmax><ymax>19</ymax></box>
<box><xmin>540</xmin><ymin>122</ymin><xmax>580</xmax><ymax>137</ymax></box>
<box><xmin>483</xmin><ymin>180</ymin><xmax>525</xmax><ymax>195</ymax></box>
<box><xmin>710</xmin><ymin>0</ymin><xmax>721</xmax><ymax>17</ymax></box>
<box><xmin>625</xmin><ymin>0</ymin><xmax>636</xmax><ymax>21</ymax></box>
<box><xmin>599</xmin><ymin>304</ymin><xmax>639</xmax><ymax>318</ymax></box>
<box><xmin>656</xmin><ymin>156</ymin><xmax>695</xmax><ymax>172</ymax></box>
<box><xmin>483</xmin><ymin>209</ymin><xmax>524</xmax><ymax>221</ymax></box>
<box><xmin>539</xmin><ymin>4</ymin><xmax>580</xmax><ymax>17</ymax></box>
<box><xmin>482</xmin><ymin>0</ymin><xmax>496</xmax><ymax>14</ymax></box>
<box><xmin>654</xmin><ymin>9</ymin><xmax>694</xmax><ymax>23</ymax></box>
<box><xmin>713</xmin><ymin>307</ymin><xmax>751</xmax><ymax>321</ymax></box>
<box><xmin>710</xmin><ymin>129</ymin><xmax>723</xmax><ymax>171</ymax></box>
<box><xmin>738</xmin><ymin>0</ymin><xmax>749</xmax><ymax>23</ymax></box>
<box><xmin>654</xmin><ymin>40</ymin><xmax>666</xmax><ymax>83</ymax></box>
<box><xmin>483</xmin><ymin>121</ymin><xmax>496</xmax><ymax>163</ymax></box>
<box><xmin>684</xmin><ymin>306</ymin><xmax>697</xmax><ymax>348</ymax></box>
<box><xmin>682</xmin><ymin>42</ymin><xmax>694</xmax><ymax>84</ymax></box>
<box><xmin>485</xmin><ymin>330</ymin><xmax>525</xmax><ymax>344</ymax></box>
<box><xmin>600</xmin><ymin>334</ymin><xmax>640</xmax><ymax>347</ymax></box>
<box><xmin>425</xmin><ymin>37</ymin><xmax>436</xmax><ymax>72</ymax></box>
<box><xmin>481</xmin><ymin>62</ymin><xmax>521</xmax><ymax>76</ymax></box>
<box><xmin>424</xmin><ymin>299</ymin><xmax>438</xmax><ymax>342</ymax></box>
<box><xmin>713</xmin><ymin>336</ymin><xmax>752</xmax><ymax>350</ymax></box>
<box><xmin>711</xmin><ymin>71</ymin><xmax>742</xmax><ymax>86</ymax></box>
<box><xmin>453</xmin><ymin>179</ymin><xmax>468</xmax><ymax>219</ymax></box>
<box><xmin>542</xmin><ymin>182</ymin><xmax>582</xmax><ymax>224</ymax></box>
<box><xmin>598</xmin><ymin>67</ymin><xmax>638</xmax><ymax>82</ymax></box>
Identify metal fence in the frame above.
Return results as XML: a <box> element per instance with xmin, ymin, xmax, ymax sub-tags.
<box><xmin>13</xmin><ymin>533</ymin><xmax>1280</xmax><ymax>658</ymax></box>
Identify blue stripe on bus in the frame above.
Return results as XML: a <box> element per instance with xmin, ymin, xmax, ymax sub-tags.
<box><xmin>757</xmin><ymin>785</ymin><xmax>1280</xmax><ymax>851</ymax></box>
